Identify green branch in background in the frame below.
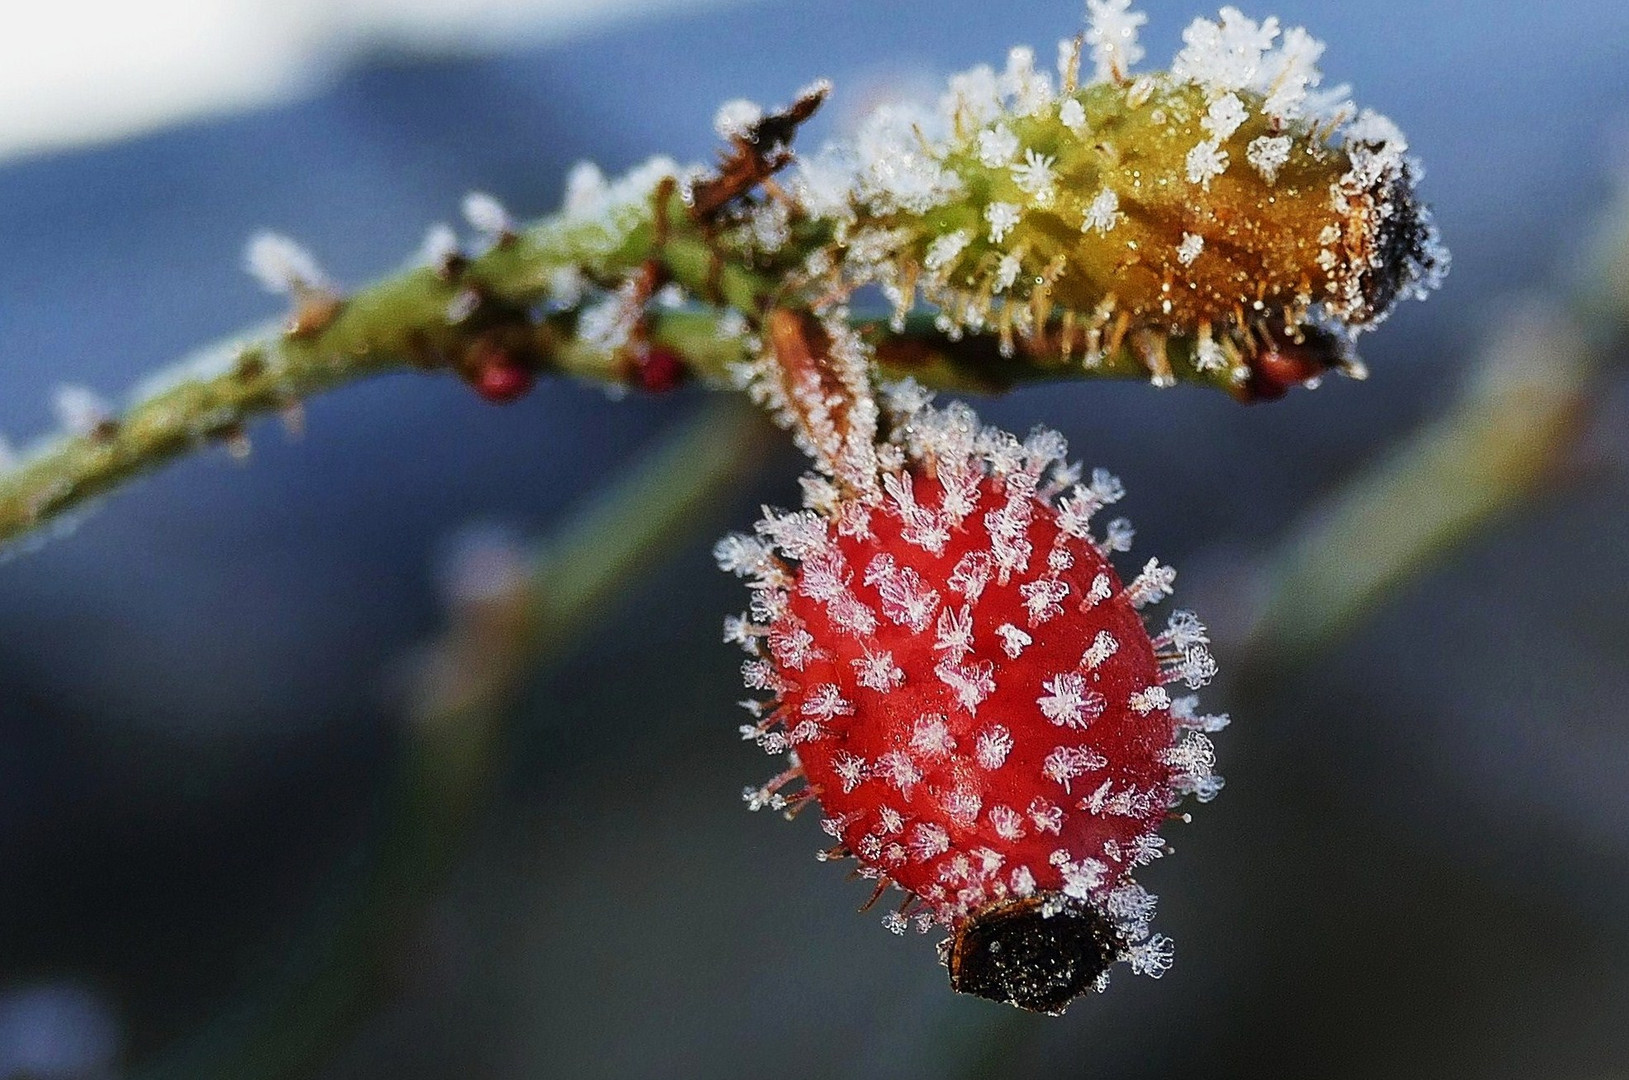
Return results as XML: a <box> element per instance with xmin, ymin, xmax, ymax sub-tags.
<box><xmin>1243</xmin><ymin>303</ymin><xmax>1597</xmax><ymax>670</ymax></box>
<box><xmin>138</xmin><ymin>396</ymin><xmax>772</xmax><ymax>1080</ymax></box>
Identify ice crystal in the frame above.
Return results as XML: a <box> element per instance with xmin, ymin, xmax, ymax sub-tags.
<box><xmin>713</xmin><ymin>98</ymin><xmax>764</xmax><ymax>141</ymax></box>
<box><xmin>243</xmin><ymin>232</ymin><xmax>325</xmax><ymax>294</ymax></box>
<box><xmin>461</xmin><ymin>191</ymin><xmax>513</xmax><ymax>238</ymax></box>
<box><xmin>1082</xmin><ymin>188</ymin><xmax>1120</xmax><ymax>234</ymax></box>
<box><xmin>977</xmin><ymin>124</ymin><xmax>1021</xmax><ymax>168</ymax></box>
<box><xmin>1176</xmin><ymin>232</ymin><xmax>1206</xmax><ymax>266</ymax></box>
<box><xmin>1085</xmin><ymin>0</ymin><xmax>1148</xmax><ymax>83</ymax></box>
<box><xmin>984</xmin><ymin>201</ymin><xmax>1023</xmax><ymax>244</ymax></box>
<box><xmin>1245</xmin><ymin>133</ymin><xmax>1292</xmax><ymax>181</ymax></box>
<box><xmin>52</xmin><ymin>385</ymin><xmax>113</xmax><ymax>437</ymax></box>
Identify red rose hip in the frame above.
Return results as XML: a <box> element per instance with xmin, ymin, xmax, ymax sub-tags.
<box><xmin>718</xmin><ymin>384</ymin><xmax>1225</xmax><ymax>1012</ymax></box>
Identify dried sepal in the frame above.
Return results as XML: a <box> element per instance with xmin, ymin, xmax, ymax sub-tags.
<box><xmin>689</xmin><ymin>81</ymin><xmax>831</xmax><ymax>220</ymax></box>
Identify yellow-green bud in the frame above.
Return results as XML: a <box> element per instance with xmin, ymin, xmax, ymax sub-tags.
<box><xmin>792</xmin><ymin>7</ymin><xmax>1446</xmax><ymax>388</ymax></box>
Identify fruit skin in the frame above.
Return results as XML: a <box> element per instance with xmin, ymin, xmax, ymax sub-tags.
<box><xmin>719</xmin><ymin>385</ymin><xmax>1221</xmax><ymax>1006</ymax></box>
<box><xmin>781</xmin><ymin>468</ymin><xmax>1171</xmax><ymax>918</ymax></box>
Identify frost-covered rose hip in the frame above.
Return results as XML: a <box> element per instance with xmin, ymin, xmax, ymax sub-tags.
<box><xmin>717</xmin><ymin>380</ymin><xmax>1226</xmax><ymax>1012</ymax></box>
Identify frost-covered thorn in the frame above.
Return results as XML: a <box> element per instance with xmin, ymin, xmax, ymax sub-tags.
<box><xmin>416</xmin><ymin>222</ymin><xmax>465</xmax><ymax>278</ymax></box>
<box><xmin>460</xmin><ymin>339</ymin><xmax>536</xmax><ymax>405</ymax></box>
<box><xmin>1133</xmin><ymin>329</ymin><xmax>1176</xmax><ymax>388</ymax></box>
<box><xmin>244</xmin><ymin>231</ymin><xmax>343</xmax><ymax>337</ymax></box>
<box><xmin>1125</xmin><ymin>558</ymin><xmax>1176</xmax><ymax>608</ymax></box>
<box><xmin>245</xmin><ymin>232</ymin><xmax>326</xmax><ymax>296</ymax></box>
<box><xmin>52</xmin><ymin>385</ymin><xmax>117</xmax><ymax>440</ymax></box>
<box><xmin>1153</xmin><ymin>609</ymin><xmax>1209</xmax><ymax>651</ymax></box>
<box><xmin>1098</xmin><ymin>517</ymin><xmax>1135</xmax><ymax>555</ymax></box>
<box><xmin>1124</xmin><ymin>933</ymin><xmax>1174</xmax><ymax>978</ymax></box>
<box><xmin>1167</xmin><ymin>695</ymin><xmax>1210</xmax><ymax>730</ymax></box>
<box><xmin>1057</xmin><ymin>33</ymin><xmax>1084</xmax><ymax>94</ymax></box>
<box><xmin>714</xmin><ymin>98</ymin><xmax>764</xmax><ymax>142</ymax></box>
<box><xmin>1161</xmin><ymin>646</ymin><xmax>1218</xmax><ymax>689</ymax></box>
<box><xmin>1085</xmin><ymin>0</ymin><xmax>1147</xmax><ymax>84</ymax></box>
<box><xmin>690</xmin><ymin>81</ymin><xmax>828</xmax><ymax>219</ymax></box>
<box><xmin>462</xmin><ymin>191</ymin><xmax>516</xmax><ymax>246</ymax></box>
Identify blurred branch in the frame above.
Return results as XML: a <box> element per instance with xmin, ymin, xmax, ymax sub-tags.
<box><xmin>1577</xmin><ymin>175</ymin><xmax>1629</xmax><ymax>327</ymax></box>
<box><xmin>1244</xmin><ymin>303</ymin><xmax>1596</xmax><ymax>669</ymax></box>
<box><xmin>1242</xmin><ymin>180</ymin><xmax>1629</xmax><ymax>672</ymax></box>
<box><xmin>136</xmin><ymin>396</ymin><xmax>773</xmax><ymax>1080</ymax></box>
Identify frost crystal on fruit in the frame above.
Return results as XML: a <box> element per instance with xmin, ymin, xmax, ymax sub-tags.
<box><xmin>718</xmin><ymin>374</ymin><xmax>1221</xmax><ymax>1012</ymax></box>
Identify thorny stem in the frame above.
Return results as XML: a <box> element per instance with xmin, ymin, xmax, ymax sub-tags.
<box><xmin>137</xmin><ymin>397</ymin><xmax>772</xmax><ymax>1080</ymax></box>
<box><xmin>0</xmin><ymin>189</ymin><xmax>1245</xmax><ymax>550</ymax></box>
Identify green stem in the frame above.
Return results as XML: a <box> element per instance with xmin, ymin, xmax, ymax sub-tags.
<box><xmin>0</xmin><ymin>191</ymin><xmax>1243</xmax><ymax>550</ymax></box>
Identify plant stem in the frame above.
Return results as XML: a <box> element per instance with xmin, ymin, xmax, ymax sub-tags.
<box><xmin>0</xmin><ymin>190</ymin><xmax>1245</xmax><ymax>550</ymax></box>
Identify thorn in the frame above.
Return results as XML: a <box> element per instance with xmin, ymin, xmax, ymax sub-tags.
<box><xmin>287</xmin><ymin>289</ymin><xmax>344</xmax><ymax>338</ymax></box>
<box><xmin>462</xmin><ymin>192</ymin><xmax>517</xmax><ymax>247</ymax></box>
<box><xmin>279</xmin><ymin>401</ymin><xmax>305</xmax><ymax>440</ymax></box>
<box><xmin>232</xmin><ymin>348</ymin><xmax>267</xmax><ymax>381</ymax></box>
<box><xmin>222</xmin><ymin>426</ymin><xmax>252</xmax><ymax>461</ymax></box>
<box><xmin>417</xmin><ymin>222</ymin><xmax>466</xmax><ymax>279</ymax></box>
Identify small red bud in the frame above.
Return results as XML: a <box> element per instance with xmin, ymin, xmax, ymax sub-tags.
<box><xmin>636</xmin><ymin>346</ymin><xmax>687</xmax><ymax>393</ymax></box>
<box><xmin>1238</xmin><ymin>324</ymin><xmax>1344</xmax><ymax>402</ymax></box>
<box><xmin>466</xmin><ymin>347</ymin><xmax>536</xmax><ymax>404</ymax></box>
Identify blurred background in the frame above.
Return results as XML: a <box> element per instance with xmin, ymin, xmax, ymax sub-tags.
<box><xmin>1</xmin><ymin>1</ymin><xmax>1627</xmax><ymax>1077</ymax></box>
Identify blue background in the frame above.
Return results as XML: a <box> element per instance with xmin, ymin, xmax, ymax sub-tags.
<box><xmin>2</xmin><ymin>1</ymin><xmax>1627</xmax><ymax>1076</ymax></box>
